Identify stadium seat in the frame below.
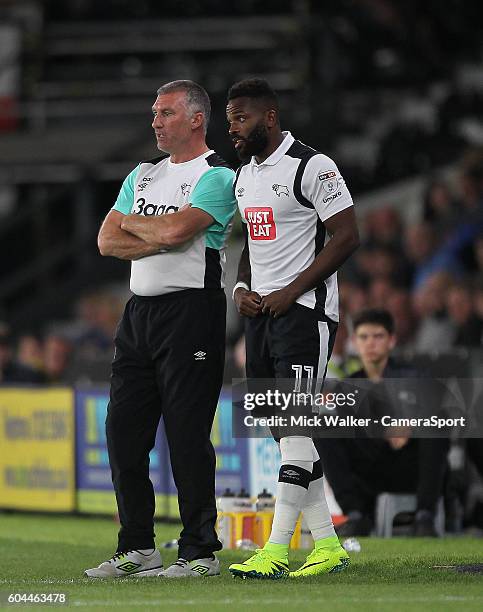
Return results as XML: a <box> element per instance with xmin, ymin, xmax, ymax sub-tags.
<box><xmin>375</xmin><ymin>493</ymin><xmax>445</xmax><ymax>537</ymax></box>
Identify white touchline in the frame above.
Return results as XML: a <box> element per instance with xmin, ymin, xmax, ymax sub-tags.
<box><xmin>68</xmin><ymin>595</ymin><xmax>483</xmax><ymax>606</ymax></box>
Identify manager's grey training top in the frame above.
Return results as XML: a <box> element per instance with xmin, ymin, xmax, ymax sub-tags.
<box><xmin>113</xmin><ymin>150</ymin><xmax>236</xmax><ymax>296</ymax></box>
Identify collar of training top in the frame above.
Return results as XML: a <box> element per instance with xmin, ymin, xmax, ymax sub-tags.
<box><xmin>250</xmin><ymin>131</ymin><xmax>295</xmax><ymax>167</ymax></box>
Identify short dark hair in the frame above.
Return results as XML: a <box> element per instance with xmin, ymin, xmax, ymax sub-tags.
<box><xmin>227</xmin><ymin>78</ymin><xmax>279</xmax><ymax>114</ymax></box>
<box><xmin>352</xmin><ymin>309</ymin><xmax>395</xmax><ymax>335</ymax></box>
<box><xmin>157</xmin><ymin>80</ymin><xmax>211</xmax><ymax>132</ymax></box>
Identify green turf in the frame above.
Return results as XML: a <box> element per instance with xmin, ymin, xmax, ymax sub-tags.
<box><xmin>0</xmin><ymin>514</ymin><xmax>482</xmax><ymax>611</ymax></box>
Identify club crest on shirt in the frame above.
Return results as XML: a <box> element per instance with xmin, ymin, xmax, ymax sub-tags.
<box><xmin>272</xmin><ymin>184</ymin><xmax>289</xmax><ymax>197</ymax></box>
<box><xmin>244</xmin><ymin>207</ymin><xmax>276</xmax><ymax>240</ymax></box>
<box><xmin>180</xmin><ymin>183</ymin><xmax>191</xmax><ymax>196</ymax></box>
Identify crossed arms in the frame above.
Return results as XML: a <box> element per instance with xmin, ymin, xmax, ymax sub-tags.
<box><xmin>98</xmin><ymin>207</ymin><xmax>214</xmax><ymax>260</ymax></box>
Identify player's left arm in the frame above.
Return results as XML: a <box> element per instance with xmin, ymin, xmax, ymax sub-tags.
<box><xmin>261</xmin><ymin>155</ymin><xmax>359</xmax><ymax>317</ymax></box>
<box><xmin>261</xmin><ymin>207</ymin><xmax>359</xmax><ymax>316</ymax></box>
<box><xmin>120</xmin><ymin>206</ymin><xmax>214</xmax><ymax>249</ymax></box>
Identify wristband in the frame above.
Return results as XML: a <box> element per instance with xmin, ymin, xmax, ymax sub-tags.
<box><xmin>232</xmin><ymin>282</ymin><xmax>250</xmax><ymax>301</ymax></box>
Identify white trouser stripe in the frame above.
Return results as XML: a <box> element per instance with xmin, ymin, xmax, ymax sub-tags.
<box><xmin>315</xmin><ymin>321</ymin><xmax>329</xmax><ymax>396</ymax></box>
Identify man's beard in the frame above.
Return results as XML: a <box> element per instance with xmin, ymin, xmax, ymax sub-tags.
<box><xmin>235</xmin><ymin>123</ymin><xmax>269</xmax><ymax>161</ymax></box>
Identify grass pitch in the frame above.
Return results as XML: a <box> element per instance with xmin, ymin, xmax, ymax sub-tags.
<box><xmin>0</xmin><ymin>514</ymin><xmax>482</xmax><ymax>611</ymax></box>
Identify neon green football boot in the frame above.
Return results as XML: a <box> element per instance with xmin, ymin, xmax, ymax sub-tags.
<box><xmin>229</xmin><ymin>549</ymin><xmax>289</xmax><ymax>580</ymax></box>
<box><xmin>289</xmin><ymin>545</ymin><xmax>350</xmax><ymax>578</ymax></box>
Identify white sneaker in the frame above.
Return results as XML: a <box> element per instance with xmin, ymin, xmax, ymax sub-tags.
<box><xmin>158</xmin><ymin>556</ymin><xmax>220</xmax><ymax>578</ymax></box>
<box><xmin>85</xmin><ymin>549</ymin><xmax>163</xmax><ymax>578</ymax></box>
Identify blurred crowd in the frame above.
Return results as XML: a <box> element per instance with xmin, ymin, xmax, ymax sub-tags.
<box><xmin>333</xmin><ymin>153</ymin><xmax>483</xmax><ymax>371</ymax></box>
<box><xmin>0</xmin><ymin>289</ymin><xmax>125</xmax><ymax>385</ymax></box>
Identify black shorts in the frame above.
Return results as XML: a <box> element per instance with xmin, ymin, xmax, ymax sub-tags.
<box><xmin>244</xmin><ymin>303</ymin><xmax>338</xmax><ymax>438</ymax></box>
<box><xmin>245</xmin><ymin>303</ymin><xmax>338</xmax><ymax>381</ymax></box>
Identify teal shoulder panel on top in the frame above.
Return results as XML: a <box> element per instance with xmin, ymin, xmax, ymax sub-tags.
<box><xmin>190</xmin><ymin>166</ymin><xmax>236</xmax><ymax>227</ymax></box>
<box><xmin>190</xmin><ymin>166</ymin><xmax>236</xmax><ymax>249</ymax></box>
<box><xmin>112</xmin><ymin>165</ymin><xmax>140</xmax><ymax>214</ymax></box>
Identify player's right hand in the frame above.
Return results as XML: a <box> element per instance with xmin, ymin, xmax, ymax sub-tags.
<box><xmin>234</xmin><ymin>288</ymin><xmax>262</xmax><ymax>317</ymax></box>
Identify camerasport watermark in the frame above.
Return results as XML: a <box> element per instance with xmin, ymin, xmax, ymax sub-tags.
<box><xmin>243</xmin><ymin>390</ymin><xmax>357</xmax><ymax>412</ymax></box>
<box><xmin>231</xmin><ymin>377</ymin><xmax>481</xmax><ymax>438</ymax></box>
<box><xmin>242</xmin><ymin>413</ymin><xmax>466</xmax><ymax>429</ymax></box>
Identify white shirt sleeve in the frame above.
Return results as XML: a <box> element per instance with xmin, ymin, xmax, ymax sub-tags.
<box><xmin>301</xmin><ymin>153</ymin><xmax>354</xmax><ymax>222</ymax></box>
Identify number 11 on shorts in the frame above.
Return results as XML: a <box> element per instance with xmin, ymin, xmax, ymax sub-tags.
<box><xmin>291</xmin><ymin>365</ymin><xmax>314</xmax><ymax>393</ymax></box>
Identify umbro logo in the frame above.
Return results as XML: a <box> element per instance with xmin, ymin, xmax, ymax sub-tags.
<box><xmin>194</xmin><ymin>351</ymin><xmax>206</xmax><ymax>360</ymax></box>
<box><xmin>282</xmin><ymin>469</ymin><xmax>299</xmax><ymax>477</ymax></box>
<box><xmin>181</xmin><ymin>183</ymin><xmax>191</xmax><ymax>196</ymax></box>
<box><xmin>272</xmin><ymin>184</ymin><xmax>289</xmax><ymax>197</ymax></box>
<box><xmin>117</xmin><ymin>561</ymin><xmax>141</xmax><ymax>572</ymax></box>
<box><xmin>237</xmin><ymin>187</ymin><xmax>245</xmax><ymax>197</ymax></box>
<box><xmin>191</xmin><ymin>564</ymin><xmax>209</xmax><ymax>574</ymax></box>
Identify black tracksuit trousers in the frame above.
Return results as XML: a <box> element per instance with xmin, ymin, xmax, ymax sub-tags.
<box><xmin>106</xmin><ymin>289</ymin><xmax>225</xmax><ymax>560</ymax></box>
